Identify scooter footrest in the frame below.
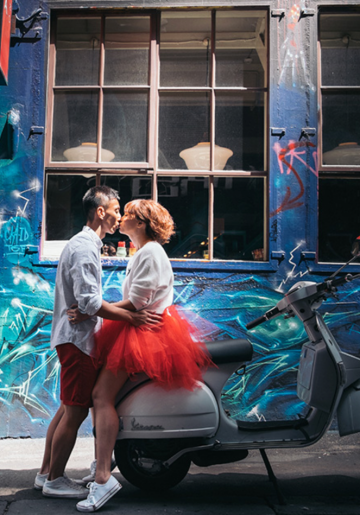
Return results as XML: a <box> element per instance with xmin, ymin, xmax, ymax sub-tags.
<box><xmin>236</xmin><ymin>418</ymin><xmax>308</xmax><ymax>431</ymax></box>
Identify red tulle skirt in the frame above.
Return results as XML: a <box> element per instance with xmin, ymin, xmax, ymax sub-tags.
<box><xmin>93</xmin><ymin>305</ymin><xmax>213</xmax><ymax>390</ymax></box>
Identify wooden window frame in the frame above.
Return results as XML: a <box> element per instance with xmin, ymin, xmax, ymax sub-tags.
<box><xmin>44</xmin><ymin>8</ymin><xmax>269</xmax><ymax>263</ymax></box>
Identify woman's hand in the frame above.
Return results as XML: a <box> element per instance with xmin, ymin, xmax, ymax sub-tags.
<box><xmin>67</xmin><ymin>305</ymin><xmax>91</xmax><ymax>324</ymax></box>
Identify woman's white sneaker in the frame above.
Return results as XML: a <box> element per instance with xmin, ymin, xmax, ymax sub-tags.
<box><xmin>34</xmin><ymin>472</ymin><xmax>48</xmax><ymax>490</ymax></box>
<box><xmin>81</xmin><ymin>458</ymin><xmax>117</xmax><ymax>484</ymax></box>
<box><xmin>42</xmin><ymin>475</ymin><xmax>89</xmax><ymax>498</ymax></box>
<box><xmin>76</xmin><ymin>475</ymin><xmax>122</xmax><ymax>512</ymax></box>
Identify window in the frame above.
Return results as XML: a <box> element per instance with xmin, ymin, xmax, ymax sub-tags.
<box><xmin>319</xmin><ymin>8</ymin><xmax>360</xmax><ymax>263</ymax></box>
<box><xmin>44</xmin><ymin>9</ymin><xmax>268</xmax><ymax>262</ymax></box>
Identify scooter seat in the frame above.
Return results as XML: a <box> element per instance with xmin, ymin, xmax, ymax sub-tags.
<box><xmin>205</xmin><ymin>338</ymin><xmax>253</xmax><ymax>365</ymax></box>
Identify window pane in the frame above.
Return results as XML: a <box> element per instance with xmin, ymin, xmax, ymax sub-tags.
<box><xmin>104</xmin><ymin>17</ymin><xmax>150</xmax><ymax>85</ymax></box>
<box><xmin>216</xmin><ymin>10</ymin><xmax>267</xmax><ymax>88</ymax></box>
<box><xmin>322</xmin><ymin>92</ymin><xmax>360</xmax><ymax>166</ymax></box>
<box><xmin>56</xmin><ymin>18</ymin><xmax>101</xmax><ymax>86</ymax></box>
<box><xmin>214</xmin><ymin>177</ymin><xmax>264</xmax><ymax>260</ymax></box>
<box><xmin>319</xmin><ymin>178</ymin><xmax>360</xmax><ymax>262</ymax></box>
<box><xmin>160</xmin><ymin>12</ymin><xmax>211</xmax><ymax>87</ymax></box>
<box><xmin>157</xmin><ymin>177</ymin><xmax>208</xmax><ymax>259</ymax></box>
<box><xmin>46</xmin><ymin>174</ymin><xmax>97</xmax><ymax>240</ymax></box>
<box><xmin>215</xmin><ymin>91</ymin><xmax>265</xmax><ymax>171</ymax></box>
<box><xmin>320</xmin><ymin>13</ymin><xmax>360</xmax><ymax>87</ymax></box>
<box><xmin>159</xmin><ymin>93</ymin><xmax>210</xmax><ymax>170</ymax></box>
<box><xmin>102</xmin><ymin>91</ymin><xmax>148</xmax><ymax>162</ymax></box>
<box><xmin>100</xmin><ymin>175</ymin><xmax>152</xmax><ymax>251</ymax></box>
<box><xmin>52</xmin><ymin>92</ymin><xmax>99</xmax><ymax>162</ymax></box>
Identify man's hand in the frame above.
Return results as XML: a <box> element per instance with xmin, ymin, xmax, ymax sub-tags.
<box><xmin>67</xmin><ymin>306</ymin><xmax>91</xmax><ymax>324</ymax></box>
<box><xmin>128</xmin><ymin>310</ymin><xmax>163</xmax><ymax>327</ymax></box>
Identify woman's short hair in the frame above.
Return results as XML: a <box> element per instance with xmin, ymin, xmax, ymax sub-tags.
<box><xmin>82</xmin><ymin>186</ymin><xmax>120</xmax><ymax>222</ymax></box>
<box><xmin>125</xmin><ymin>199</ymin><xmax>175</xmax><ymax>245</ymax></box>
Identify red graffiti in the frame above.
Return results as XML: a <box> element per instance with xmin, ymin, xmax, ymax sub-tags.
<box><xmin>270</xmin><ymin>140</ymin><xmax>318</xmax><ymax>218</ymax></box>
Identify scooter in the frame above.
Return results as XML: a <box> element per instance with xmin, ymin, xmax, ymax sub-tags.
<box><xmin>112</xmin><ymin>249</ymin><xmax>360</xmax><ymax>502</ymax></box>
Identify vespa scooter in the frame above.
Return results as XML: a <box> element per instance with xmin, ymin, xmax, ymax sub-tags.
<box><xmin>112</xmin><ymin>252</ymin><xmax>360</xmax><ymax>501</ymax></box>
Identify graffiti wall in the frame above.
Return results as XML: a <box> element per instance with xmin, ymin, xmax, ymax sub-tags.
<box><xmin>1</xmin><ymin>0</ymin><xmax>360</xmax><ymax>438</ymax></box>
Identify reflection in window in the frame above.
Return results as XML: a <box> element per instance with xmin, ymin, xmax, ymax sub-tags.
<box><xmin>160</xmin><ymin>12</ymin><xmax>211</xmax><ymax>87</ymax></box>
<box><xmin>105</xmin><ymin>17</ymin><xmax>150</xmax><ymax>86</ymax></box>
<box><xmin>159</xmin><ymin>93</ymin><xmax>210</xmax><ymax>170</ymax></box>
<box><xmin>46</xmin><ymin>174</ymin><xmax>97</xmax><ymax>240</ymax></box>
<box><xmin>215</xmin><ymin>92</ymin><xmax>265</xmax><ymax>171</ymax></box>
<box><xmin>214</xmin><ymin>177</ymin><xmax>264</xmax><ymax>260</ymax></box>
<box><xmin>55</xmin><ymin>18</ymin><xmax>101</xmax><ymax>86</ymax></box>
<box><xmin>216</xmin><ymin>11</ymin><xmax>267</xmax><ymax>88</ymax></box>
<box><xmin>319</xmin><ymin>178</ymin><xmax>360</xmax><ymax>262</ymax></box>
<box><xmin>320</xmin><ymin>12</ymin><xmax>360</xmax><ymax>166</ymax></box>
<box><xmin>158</xmin><ymin>177</ymin><xmax>208</xmax><ymax>258</ymax></box>
<box><xmin>102</xmin><ymin>91</ymin><xmax>148</xmax><ymax>162</ymax></box>
<box><xmin>52</xmin><ymin>92</ymin><xmax>99</xmax><ymax>162</ymax></box>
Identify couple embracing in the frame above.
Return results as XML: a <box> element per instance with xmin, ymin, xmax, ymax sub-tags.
<box><xmin>35</xmin><ymin>186</ymin><xmax>211</xmax><ymax>512</ymax></box>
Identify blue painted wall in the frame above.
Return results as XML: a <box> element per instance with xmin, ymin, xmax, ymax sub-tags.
<box><xmin>1</xmin><ymin>0</ymin><xmax>359</xmax><ymax>437</ymax></box>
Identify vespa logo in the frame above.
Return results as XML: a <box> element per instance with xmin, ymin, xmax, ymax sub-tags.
<box><xmin>131</xmin><ymin>418</ymin><xmax>164</xmax><ymax>431</ymax></box>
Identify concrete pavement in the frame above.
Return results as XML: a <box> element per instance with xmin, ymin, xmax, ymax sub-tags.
<box><xmin>0</xmin><ymin>432</ymin><xmax>360</xmax><ymax>514</ymax></box>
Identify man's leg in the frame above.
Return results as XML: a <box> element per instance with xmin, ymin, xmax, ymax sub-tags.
<box><xmin>48</xmin><ymin>403</ymin><xmax>89</xmax><ymax>480</ymax></box>
<box><xmin>39</xmin><ymin>403</ymin><xmax>65</xmax><ymax>475</ymax></box>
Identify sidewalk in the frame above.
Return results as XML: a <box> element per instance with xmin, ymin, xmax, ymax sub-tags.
<box><xmin>0</xmin><ymin>432</ymin><xmax>360</xmax><ymax>514</ymax></box>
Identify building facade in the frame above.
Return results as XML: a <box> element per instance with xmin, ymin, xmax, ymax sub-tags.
<box><xmin>1</xmin><ymin>0</ymin><xmax>360</xmax><ymax>437</ymax></box>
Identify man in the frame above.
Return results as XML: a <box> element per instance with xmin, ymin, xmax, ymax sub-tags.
<box><xmin>34</xmin><ymin>186</ymin><xmax>160</xmax><ymax>498</ymax></box>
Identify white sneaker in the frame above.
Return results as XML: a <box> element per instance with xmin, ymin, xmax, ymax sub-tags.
<box><xmin>81</xmin><ymin>458</ymin><xmax>117</xmax><ymax>484</ymax></box>
<box><xmin>35</xmin><ymin>472</ymin><xmax>83</xmax><ymax>491</ymax></box>
<box><xmin>34</xmin><ymin>472</ymin><xmax>48</xmax><ymax>490</ymax></box>
<box><xmin>43</xmin><ymin>475</ymin><xmax>89</xmax><ymax>499</ymax></box>
<box><xmin>76</xmin><ymin>475</ymin><xmax>122</xmax><ymax>512</ymax></box>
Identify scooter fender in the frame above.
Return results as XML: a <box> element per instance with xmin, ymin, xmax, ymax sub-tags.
<box><xmin>116</xmin><ymin>380</ymin><xmax>219</xmax><ymax>439</ymax></box>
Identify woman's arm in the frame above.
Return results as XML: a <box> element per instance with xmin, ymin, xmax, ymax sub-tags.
<box><xmin>67</xmin><ymin>299</ymin><xmax>161</xmax><ymax>327</ymax></box>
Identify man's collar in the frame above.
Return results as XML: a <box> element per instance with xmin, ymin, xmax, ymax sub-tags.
<box><xmin>82</xmin><ymin>226</ymin><xmax>103</xmax><ymax>250</ymax></box>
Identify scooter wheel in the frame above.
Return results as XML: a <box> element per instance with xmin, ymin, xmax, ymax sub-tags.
<box><xmin>114</xmin><ymin>439</ymin><xmax>191</xmax><ymax>491</ymax></box>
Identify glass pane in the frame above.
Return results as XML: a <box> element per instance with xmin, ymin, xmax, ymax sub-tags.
<box><xmin>160</xmin><ymin>12</ymin><xmax>211</xmax><ymax>87</ymax></box>
<box><xmin>46</xmin><ymin>174</ymin><xmax>97</xmax><ymax>240</ymax></box>
<box><xmin>215</xmin><ymin>91</ymin><xmax>265</xmax><ymax>171</ymax></box>
<box><xmin>214</xmin><ymin>177</ymin><xmax>264</xmax><ymax>260</ymax></box>
<box><xmin>104</xmin><ymin>17</ymin><xmax>150</xmax><ymax>85</ymax></box>
<box><xmin>319</xmin><ymin>178</ymin><xmax>360</xmax><ymax>262</ymax></box>
<box><xmin>157</xmin><ymin>177</ymin><xmax>208</xmax><ymax>259</ymax></box>
<box><xmin>322</xmin><ymin>92</ymin><xmax>360</xmax><ymax>166</ymax></box>
<box><xmin>102</xmin><ymin>91</ymin><xmax>148</xmax><ymax>162</ymax></box>
<box><xmin>216</xmin><ymin>10</ymin><xmax>267</xmax><ymax>88</ymax></box>
<box><xmin>100</xmin><ymin>175</ymin><xmax>152</xmax><ymax>251</ymax></box>
<box><xmin>320</xmin><ymin>13</ymin><xmax>360</xmax><ymax>86</ymax></box>
<box><xmin>52</xmin><ymin>92</ymin><xmax>99</xmax><ymax>162</ymax></box>
<box><xmin>56</xmin><ymin>18</ymin><xmax>101</xmax><ymax>86</ymax></box>
<box><xmin>159</xmin><ymin>92</ymin><xmax>210</xmax><ymax>170</ymax></box>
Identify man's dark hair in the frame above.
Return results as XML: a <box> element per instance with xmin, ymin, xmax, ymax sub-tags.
<box><xmin>82</xmin><ymin>186</ymin><xmax>120</xmax><ymax>222</ymax></box>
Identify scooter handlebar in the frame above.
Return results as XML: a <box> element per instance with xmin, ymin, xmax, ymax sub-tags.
<box><xmin>246</xmin><ymin>306</ymin><xmax>280</xmax><ymax>330</ymax></box>
<box><xmin>246</xmin><ymin>315</ymin><xmax>267</xmax><ymax>330</ymax></box>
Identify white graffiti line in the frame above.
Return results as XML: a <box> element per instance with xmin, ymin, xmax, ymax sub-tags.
<box><xmin>278</xmin><ymin>243</ymin><xmax>308</xmax><ymax>291</ymax></box>
<box><xmin>14</xmin><ymin>182</ymin><xmax>40</xmax><ymax>217</ymax></box>
<box><xmin>14</xmin><ymin>301</ymin><xmax>53</xmax><ymax>315</ymax></box>
<box><xmin>247</xmin><ymin>405</ymin><xmax>266</xmax><ymax>422</ymax></box>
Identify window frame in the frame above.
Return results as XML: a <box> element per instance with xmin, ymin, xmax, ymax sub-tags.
<box><xmin>42</xmin><ymin>7</ymin><xmax>270</xmax><ymax>267</ymax></box>
<box><xmin>316</xmin><ymin>6</ymin><xmax>360</xmax><ymax>270</ymax></box>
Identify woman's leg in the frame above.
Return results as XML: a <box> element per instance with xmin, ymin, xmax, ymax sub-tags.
<box><xmin>92</xmin><ymin>367</ymin><xmax>128</xmax><ymax>484</ymax></box>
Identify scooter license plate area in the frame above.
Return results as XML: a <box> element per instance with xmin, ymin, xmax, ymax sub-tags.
<box><xmin>297</xmin><ymin>340</ymin><xmax>338</xmax><ymax>413</ymax></box>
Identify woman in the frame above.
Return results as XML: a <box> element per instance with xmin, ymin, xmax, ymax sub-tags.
<box><xmin>71</xmin><ymin>199</ymin><xmax>212</xmax><ymax>513</ymax></box>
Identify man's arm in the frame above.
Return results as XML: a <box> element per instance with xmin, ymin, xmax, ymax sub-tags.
<box><xmin>67</xmin><ymin>300</ymin><xmax>162</xmax><ymax>327</ymax></box>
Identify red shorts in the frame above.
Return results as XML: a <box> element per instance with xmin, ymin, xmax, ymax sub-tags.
<box><xmin>56</xmin><ymin>343</ymin><xmax>100</xmax><ymax>408</ymax></box>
